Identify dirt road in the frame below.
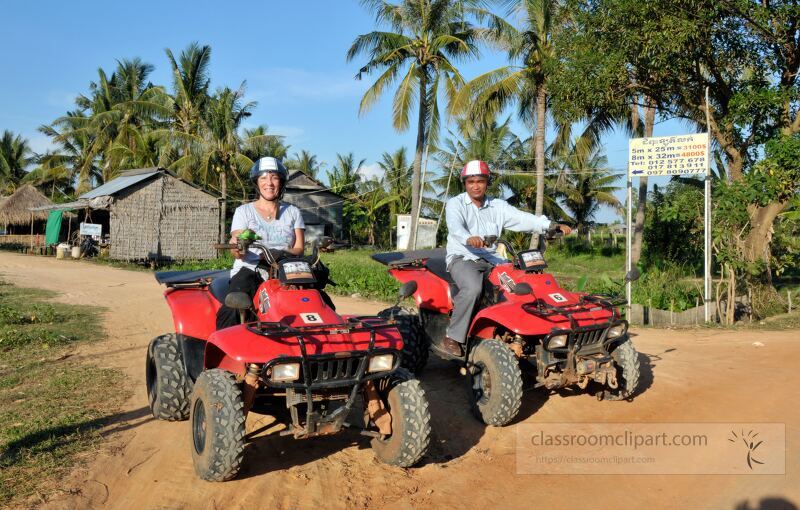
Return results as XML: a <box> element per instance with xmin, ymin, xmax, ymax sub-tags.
<box><xmin>1</xmin><ymin>252</ymin><xmax>798</xmax><ymax>510</ymax></box>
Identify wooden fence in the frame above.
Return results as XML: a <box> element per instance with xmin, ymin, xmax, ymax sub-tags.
<box><xmin>0</xmin><ymin>234</ymin><xmax>43</xmax><ymax>247</ymax></box>
<box><xmin>629</xmin><ymin>303</ymin><xmax>718</xmax><ymax>326</ymax></box>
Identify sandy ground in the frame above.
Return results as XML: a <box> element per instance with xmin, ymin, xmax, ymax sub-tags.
<box><xmin>1</xmin><ymin>251</ymin><xmax>798</xmax><ymax>510</ymax></box>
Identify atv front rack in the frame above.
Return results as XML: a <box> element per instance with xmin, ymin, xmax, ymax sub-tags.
<box><xmin>248</xmin><ymin>318</ymin><xmax>400</xmax><ymax>438</ymax></box>
<box><xmin>522</xmin><ymin>293</ymin><xmax>625</xmax><ymax>330</ymax></box>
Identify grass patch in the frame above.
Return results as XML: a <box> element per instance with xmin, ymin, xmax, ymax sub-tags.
<box><xmin>0</xmin><ymin>279</ymin><xmax>125</xmax><ymax>505</ymax></box>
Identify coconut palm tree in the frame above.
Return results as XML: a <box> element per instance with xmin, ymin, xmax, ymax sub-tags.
<box><xmin>0</xmin><ymin>130</ymin><xmax>35</xmax><ymax>193</ymax></box>
<box><xmin>166</xmin><ymin>43</ymin><xmax>212</xmax><ymax>140</ymax></box>
<box><xmin>241</xmin><ymin>125</ymin><xmax>289</xmax><ymax>163</ymax></box>
<box><xmin>36</xmin><ymin>115</ymin><xmax>99</xmax><ymax>194</ymax></box>
<box><xmin>171</xmin><ymin>84</ymin><xmax>256</xmax><ymax>241</ymax></box>
<box><xmin>347</xmin><ymin>0</ymin><xmax>500</xmax><ymax>248</ymax></box>
<box><xmin>556</xmin><ymin>139</ymin><xmax>621</xmax><ymax>235</ymax></box>
<box><xmin>327</xmin><ymin>152</ymin><xmax>365</xmax><ymax>196</ymax></box>
<box><xmin>377</xmin><ymin>147</ymin><xmax>413</xmax><ymax>215</ymax></box>
<box><xmin>286</xmin><ymin>150</ymin><xmax>320</xmax><ymax>179</ymax></box>
<box><xmin>55</xmin><ymin>59</ymin><xmax>170</xmax><ymax>191</ymax></box>
<box><xmin>452</xmin><ymin>0</ymin><xmax>560</xmax><ymax>247</ymax></box>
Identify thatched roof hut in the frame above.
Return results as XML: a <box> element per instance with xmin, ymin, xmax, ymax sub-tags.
<box><xmin>31</xmin><ymin>168</ymin><xmax>220</xmax><ymax>261</ymax></box>
<box><xmin>0</xmin><ymin>185</ymin><xmax>53</xmax><ymax>227</ymax></box>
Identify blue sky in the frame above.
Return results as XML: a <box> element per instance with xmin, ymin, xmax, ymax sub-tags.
<box><xmin>1</xmin><ymin>1</ymin><xmax>692</xmax><ymax>223</ymax></box>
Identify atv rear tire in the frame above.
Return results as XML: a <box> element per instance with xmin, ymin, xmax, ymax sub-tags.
<box><xmin>378</xmin><ymin>307</ymin><xmax>428</xmax><ymax>374</ymax></box>
<box><xmin>468</xmin><ymin>339</ymin><xmax>523</xmax><ymax>426</ymax></box>
<box><xmin>190</xmin><ymin>369</ymin><xmax>246</xmax><ymax>482</ymax></box>
<box><xmin>603</xmin><ymin>338</ymin><xmax>641</xmax><ymax>401</ymax></box>
<box><xmin>146</xmin><ymin>334</ymin><xmax>190</xmax><ymax>421</ymax></box>
<box><xmin>370</xmin><ymin>368</ymin><xmax>431</xmax><ymax>467</ymax></box>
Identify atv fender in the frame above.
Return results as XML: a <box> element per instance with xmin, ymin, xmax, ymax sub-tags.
<box><xmin>164</xmin><ymin>287</ymin><xmax>220</xmax><ymax>341</ymax></box>
<box><xmin>388</xmin><ymin>268</ymin><xmax>451</xmax><ymax>313</ymax></box>
<box><xmin>469</xmin><ymin>297</ymin><xmax>614</xmax><ymax>338</ymax></box>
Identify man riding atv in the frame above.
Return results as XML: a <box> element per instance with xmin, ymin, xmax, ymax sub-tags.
<box><xmin>443</xmin><ymin>160</ymin><xmax>571</xmax><ymax>356</ymax></box>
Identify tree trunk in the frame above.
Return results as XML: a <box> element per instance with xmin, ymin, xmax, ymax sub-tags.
<box><xmin>219</xmin><ymin>169</ymin><xmax>227</xmax><ymax>244</ymax></box>
<box><xmin>409</xmin><ymin>72</ymin><xmax>427</xmax><ymax>250</ymax></box>
<box><xmin>528</xmin><ymin>85</ymin><xmax>547</xmax><ymax>249</ymax></box>
<box><xmin>631</xmin><ymin>98</ymin><xmax>656</xmax><ymax>264</ymax></box>
<box><xmin>743</xmin><ymin>201</ymin><xmax>788</xmax><ymax>269</ymax></box>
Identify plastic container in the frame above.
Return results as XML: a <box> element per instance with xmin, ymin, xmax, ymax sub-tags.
<box><xmin>71</xmin><ymin>246</ymin><xmax>81</xmax><ymax>258</ymax></box>
<box><xmin>56</xmin><ymin>243</ymin><xmax>70</xmax><ymax>259</ymax></box>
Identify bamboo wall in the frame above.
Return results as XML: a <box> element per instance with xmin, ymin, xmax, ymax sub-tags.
<box><xmin>109</xmin><ymin>175</ymin><xmax>219</xmax><ymax>261</ymax></box>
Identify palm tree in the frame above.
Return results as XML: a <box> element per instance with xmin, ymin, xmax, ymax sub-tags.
<box><xmin>556</xmin><ymin>139</ymin><xmax>621</xmax><ymax>235</ymax></box>
<box><xmin>347</xmin><ymin>0</ymin><xmax>498</xmax><ymax>248</ymax></box>
<box><xmin>55</xmin><ymin>59</ymin><xmax>170</xmax><ymax>191</ymax></box>
<box><xmin>172</xmin><ymin>84</ymin><xmax>256</xmax><ymax>241</ymax></box>
<box><xmin>37</xmin><ymin>114</ymin><xmax>101</xmax><ymax>194</ymax></box>
<box><xmin>286</xmin><ymin>150</ymin><xmax>320</xmax><ymax>179</ymax></box>
<box><xmin>378</xmin><ymin>147</ymin><xmax>413</xmax><ymax>216</ymax></box>
<box><xmin>241</xmin><ymin>125</ymin><xmax>289</xmax><ymax>163</ymax></box>
<box><xmin>0</xmin><ymin>130</ymin><xmax>34</xmax><ymax>193</ymax></box>
<box><xmin>165</xmin><ymin>43</ymin><xmax>212</xmax><ymax>140</ymax></box>
<box><xmin>453</xmin><ymin>0</ymin><xmax>560</xmax><ymax>247</ymax></box>
<box><xmin>327</xmin><ymin>152</ymin><xmax>365</xmax><ymax>196</ymax></box>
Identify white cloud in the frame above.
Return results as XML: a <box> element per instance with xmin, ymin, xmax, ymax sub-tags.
<box><xmin>270</xmin><ymin>125</ymin><xmax>306</xmax><ymax>140</ymax></box>
<box><xmin>358</xmin><ymin>163</ymin><xmax>384</xmax><ymax>181</ymax></box>
<box><xmin>27</xmin><ymin>135</ymin><xmax>56</xmax><ymax>155</ymax></box>
<box><xmin>249</xmin><ymin>67</ymin><xmax>364</xmax><ymax>104</ymax></box>
<box><xmin>46</xmin><ymin>90</ymin><xmax>78</xmax><ymax>109</ymax></box>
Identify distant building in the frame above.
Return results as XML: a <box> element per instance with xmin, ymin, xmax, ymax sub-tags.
<box><xmin>282</xmin><ymin>170</ymin><xmax>343</xmax><ymax>242</ymax></box>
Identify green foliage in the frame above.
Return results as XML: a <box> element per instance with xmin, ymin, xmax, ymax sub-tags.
<box><xmin>320</xmin><ymin>250</ymin><xmax>400</xmax><ymax>302</ymax></box>
<box><xmin>643</xmin><ymin>181</ymin><xmax>704</xmax><ymax>271</ymax></box>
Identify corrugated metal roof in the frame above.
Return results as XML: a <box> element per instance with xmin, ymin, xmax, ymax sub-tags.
<box><xmin>79</xmin><ymin>170</ymin><xmax>160</xmax><ymax>199</ymax></box>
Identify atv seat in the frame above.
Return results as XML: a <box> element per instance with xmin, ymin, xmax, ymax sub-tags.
<box><xmin>422</xmin><ymin>255</ymin><xmax>455</xmax><ymax>284</ymax></box>
<box><xmin>154</xmin><ymin>269</ymin><xmax>231</xmax><ymax>304</ymax></box>
<box><xmin>209</xmin><ymin>276</ymin><xmax>230</xmax><ymax>304</ymax></box>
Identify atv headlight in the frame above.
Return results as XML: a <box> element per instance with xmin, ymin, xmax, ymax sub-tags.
<box><xmin>367</xmin><ymin>354</ymin><xmax>394</xmax><ymax>373</ymax></box>
<box><xmin>607</xmin><ymin>323</ymin><xmax>628</xmax><ymax>339</ymax></box>
<box><xmin>271</xmin><ymin>363</ymin><xmax>300</xmax><ymax>382</ymax></box>
<box><xmin>547</xmin><ymin>334</ymin><xmax>568</xmax><ymax>349</ymax></box>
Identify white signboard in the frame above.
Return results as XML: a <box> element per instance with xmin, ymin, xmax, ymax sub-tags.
<box><xmin>628</xmin><ymin>133</ymin><xmax>709</xmax><ymax>177</ymax></box>
<box><xmin>79</xmin><ymin>223</ymin><xmax>102</xmax><ymax>236</ymax></box>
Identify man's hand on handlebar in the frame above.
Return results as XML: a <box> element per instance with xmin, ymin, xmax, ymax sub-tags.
<box><xmin>466</xmin><ymin>236</ymin><xmax>485</xmax><ymax>248</ymax></box>
<box><xmin>555</xmin><ymin>224</ymin><xmax>572</xmax><ymax>235</ymax></box>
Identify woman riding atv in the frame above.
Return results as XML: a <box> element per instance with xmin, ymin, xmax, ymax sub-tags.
<box><xmin>216</xmin><ymin>156</ymin><xmax>306</xmax><ymax>329</ymax></box>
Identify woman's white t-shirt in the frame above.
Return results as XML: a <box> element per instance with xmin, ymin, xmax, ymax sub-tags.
<box><xmin>230</xmin><ymin>202</ymin><xmax>305</xmax><ymax>276</ymax></box>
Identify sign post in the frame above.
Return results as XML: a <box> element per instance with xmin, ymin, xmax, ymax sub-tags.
<box><xmin>627</xmin><ymin>132</ymin><xmax>711</xmax><ymax>320</ymax></box>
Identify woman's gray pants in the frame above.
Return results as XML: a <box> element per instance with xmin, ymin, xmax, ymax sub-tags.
<box><xmin>445</xmin><ymin>257</ymin><xmax>493</xmax><ymax>344</ymax></box>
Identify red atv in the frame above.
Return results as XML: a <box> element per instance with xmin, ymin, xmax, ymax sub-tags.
<box><xmin>373</xmin><ymin>231</ymin><xmax>640</xmax><ymax>426</ymax></box>
<box><xmin>146</xmin><ymin>238</ymin><xmax>431</xmax><ymax>481</ymax></box>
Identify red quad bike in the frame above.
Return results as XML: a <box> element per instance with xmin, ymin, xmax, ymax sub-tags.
<box><xmin>373</xmin><ymin>229</ymin><xmax>641</xmax><ymax>427</ymax></box>
<box><xmin>145</xmin><ymin>237</ymin><xmax>431</xmax><ymax>481</ymax></box>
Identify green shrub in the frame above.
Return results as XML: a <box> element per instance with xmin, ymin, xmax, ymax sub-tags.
<box><xmin>320</xmin><ymin>250</ymin><xmax>399</xmax><ymax>302</ymax></box>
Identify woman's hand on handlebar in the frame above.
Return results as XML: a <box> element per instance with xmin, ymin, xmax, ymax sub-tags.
<box><xmin>229</xmin><ymin>231</ymin><xmax>244</xmax><ymax>259</ymax></box>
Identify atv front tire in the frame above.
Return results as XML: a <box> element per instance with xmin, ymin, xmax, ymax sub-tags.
<box><xmin>370</xmin><ymin>368</ymin><xmax>431</xmax><ymax>467</ymax></box>
<box><xmin>378</xmin><ymin>307</ymin><xmax>429</xmax><ymax>374</ymax></box>
<box><xmin>190</xmin><ymin>369</ymin><xmax>246</xmax><ymax>481</ymax></box>
<box><xmin>468</xmin><ymin>339</ymin><xmax>523</xmax><ymax>426</ymax></box>
<box><xmin>146</xmin><ymin>334</ymin><xmax>190</xmax><ymax>421</ymax></box>
<box><xmin>603</xmin><ymin>338</ymin><xmax>641</xmax><ymax>401</ymax></box>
